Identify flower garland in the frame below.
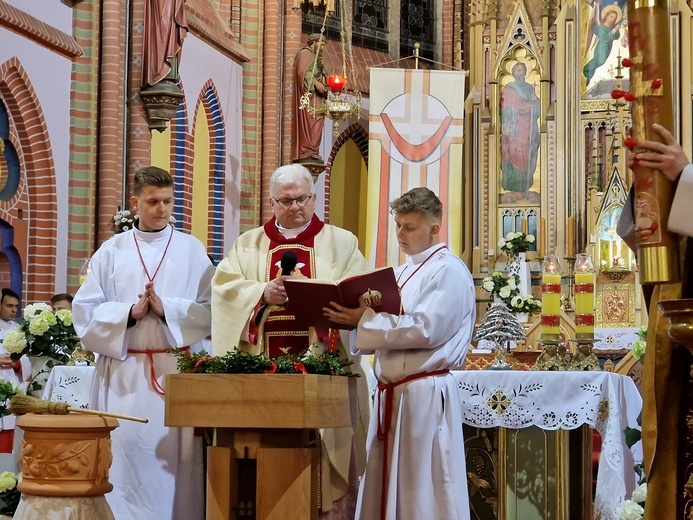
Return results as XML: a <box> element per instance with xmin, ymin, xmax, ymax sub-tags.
<box><xmin>174</xmin><ymin>348</ymin><xmax>358</xmax><ymax>377</ymax></box>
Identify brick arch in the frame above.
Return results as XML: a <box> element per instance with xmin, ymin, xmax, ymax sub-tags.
<box><xmin>171</xmin><ymin>78</ymin><xmax>192</xmax><ymax>232</ymax></box>
<box><xmin>324</xmin><ymin>123</ymin><xmax>369</xmax><ymax>221</ymax></box>
<box><xmin>0</xmin><ymin>57</ymin><xmax>57</xmax><ymax>304</ymax></box>
<box><xmin>199</xmin><ymin>80</ymin><xmax>226</xmax><ymax>264</ymax></box>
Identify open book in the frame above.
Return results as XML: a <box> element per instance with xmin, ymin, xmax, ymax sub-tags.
<box><xmin>283</xmin><ymin>266</ymin><xmax>401</xmax><ymax>329</ymax></box>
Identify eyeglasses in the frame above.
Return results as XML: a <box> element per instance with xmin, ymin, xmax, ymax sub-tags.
<box><xmin>272</xmin><ymin>195</ymin><xmax>313</xmax><ymax>209</ymax></box>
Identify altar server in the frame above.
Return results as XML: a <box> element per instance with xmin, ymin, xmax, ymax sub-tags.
<box><xmin>73</xmin><ymin>166</ymin><xmax>213</xmax><ymax>520</ymax></box>
<box><xmin>324</xmin><ymin>187</ymin><xmax>476</xmax><ymax>520</ymax></box>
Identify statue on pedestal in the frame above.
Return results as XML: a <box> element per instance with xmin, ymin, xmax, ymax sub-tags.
<box><xmin>293</xmin><ymin>34</ymin><xmax>328</xmax><ymax>167</ymax></box>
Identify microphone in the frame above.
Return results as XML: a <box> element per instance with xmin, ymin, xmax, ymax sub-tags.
<box><xmin>280</xmin><ymin>250</ymin><xmax>298</xmax><ymax>276</ymax></box>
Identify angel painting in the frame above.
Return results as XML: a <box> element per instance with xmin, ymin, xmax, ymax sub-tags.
<box><xmin>583</xmin><ymin>1</ymin><xmax>625</xmax><ymax>87</ymax></box>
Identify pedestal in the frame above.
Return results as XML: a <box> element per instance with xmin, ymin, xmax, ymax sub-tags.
<box><xmin>14</xmin><ymin>413</ymin><xmax>118</xmax><ymax>519</ymax></box>
<box><xmin>165</xmin><ymin>374</ymin><xmax>353</xmax><ymax>520</ymax></box>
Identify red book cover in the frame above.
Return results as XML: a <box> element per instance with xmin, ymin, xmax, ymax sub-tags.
<box><xmin>284</xmin><ymin>267</ymin><xmax>401</xmax><ymax>329</ymax></box>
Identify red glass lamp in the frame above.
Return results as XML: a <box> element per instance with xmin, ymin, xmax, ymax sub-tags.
<box><xmin>326</xmin><ymin>75</ymin><xmax>347</xmax><ymax>93</ymax></box>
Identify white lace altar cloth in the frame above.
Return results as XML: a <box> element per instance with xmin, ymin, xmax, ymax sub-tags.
<box><xmin>40</xmin><ymin>366</ymin><xmax>96</xmax><ymax>409</ymax></box>
<box><xmin>454</xmin><ymin>371</ymin><xmax>642</xmax><ymax>520</ymax></box>
<box><xmin>593</xmin><ymin>327</ymin><xmax>639</xmax><ymax>351</ymax></box>
<box><xmin>14</xmin><ymin>495</ymin><xmax>113</xmax><ymax>519</ymax></box>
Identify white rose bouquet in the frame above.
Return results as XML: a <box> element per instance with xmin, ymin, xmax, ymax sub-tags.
<box><xmin>509</xmin><ymin>294</ymin><xmax>542</xmax><ymax>314</ymax></box>
<box><xmin>3</xmin><ymin>302</ymin><xmax>79</xmax><ymax>365</ymax></box>
<box><xmin>498</xmin><ymin>231</ymin><xmax>535</xmax><ymax>259</ymax></box>
<box><xmin>113</xmin><ymin>209</ymin><xmax>134</xmax><ymax>234</ymax></box>
<box><xmin>0</xmin><ymin>470</ymin><xmax>19</xmax><ymax>516</ymax></box>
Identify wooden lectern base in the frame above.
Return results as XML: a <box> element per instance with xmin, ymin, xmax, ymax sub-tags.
<box><xmin>165</xmin><ymin>374</ymin><xmax>353</xmax><ymax>520</ymax></box>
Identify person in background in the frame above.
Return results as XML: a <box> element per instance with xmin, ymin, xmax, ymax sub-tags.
<box><xmin>73</xmin><ymin>166</ymin><xmax>214</xmax><ymax>520</ymax></box>
<box><xmin>212</xmin><ymin>163</ymin><xmax>371</xmax><ymax>518</ymax></box>
<box><xmin>324</xmin><ymin>187</ymin><xmax>476</xmax><ymax>520</ymax></box>
<box><xmin>0</xmin><ymin>288</ymin><xmax>29</xmax><ymax>456</ymax></box>
<box><xmin>50</xmin><ymin>293</ymin><xmax>73</xmax><ymax>312</ymax></box>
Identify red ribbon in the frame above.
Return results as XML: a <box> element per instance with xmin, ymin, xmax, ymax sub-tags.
<box><xmin>575</xmin><ymin>283</ymin><xmax>594</xmax><ymax>293</ymax></box>
<box><xmin>541</xmin><ymin>315</ymin><xmax>560</xmax><ymax>326</ymax></box>
<box><xmin>264</xmin><ymin>360</ymin><xmax>277</xmax><ymax>374</ymax></box>
<box><xmin>293</xmin><ymin>362</ymin><xmax>308</xmax><ymax>374</ymax></box>
<box><xmin>191</xmin><ymin>355</ymin><xmax>214</xmax><ymax>373</ymax></box>
<box><xmin>541</xmin><ymin>283</ymin><xmax>561</xmax><ymax>293</ymax></box>
<box><xmin>576</xmin><ymin>314</ymin><xmax>595</xmax><ymax>326</ymax></box>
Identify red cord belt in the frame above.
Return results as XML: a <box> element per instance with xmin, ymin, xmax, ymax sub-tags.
<box><xmin>126</xmin><ymin>346</ymin><xmax>190</xmax><ymax>395</ymax></box>
<box><xmin>375</xmin><ymin>369</ymin><xmax>450</xmax><ymax>520</ymax></box>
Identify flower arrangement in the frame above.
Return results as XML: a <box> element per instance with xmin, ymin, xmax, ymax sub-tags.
<box><xmin>0</xmin><ymin>471</ymin><xmax>20</xmax><ymax>516</ymax></box>
<box><xmin>113</xmin><ymin>209</ymin><xmax>134</xmax><ymax>234</ymax></box>
<box><xmin>3</xmin><ymin>303</ymin><xmax>79</xmax><ymax>368</ymax></box>
<box><xmin>631</xmin><ymin>325</ymin><xmax>647</xmax><ymax>363</ymax></box>
<box><xmin>0</xmin><ymin>377</ymin><xmax>19</xmax><ymax>422</ymax></box>
<box><xmin>498</xmin><ymin>232</ymin><xmax>535</xmax><ymax>259</ymax></box>
<box><xmin>481</xmin><ymin>271</ymin><xmax>541</xmax><ymax>314</ymax></box>
<box><xmin>175</xmin><ymin>348</ymin><xmax>357</xmax><ymax>377</ymax></box>
<box><xmin>619</xmin><ymin>483</ymin><xmax>646</xmax><ymax>520</ymax></box>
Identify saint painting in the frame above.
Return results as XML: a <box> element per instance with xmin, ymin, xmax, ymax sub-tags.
<box><xmin>581</xmin><ymin>0</ymin><xmax>628</xmax><ymax>92</ymax></box>
<box><xmin>500</xmin><ymin>61</ymin><xmax>541</xmax><ymax>203</ymax></box>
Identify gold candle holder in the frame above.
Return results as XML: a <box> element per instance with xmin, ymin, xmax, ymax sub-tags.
<box><xmin>532</xmin><ymin>338</ymin><xmax>568</xmax><ymax>371</ymax></box>
<box><xmin>568</xmin><ymin>336</ymin><xmax>601</xmax><ymax>371</ymax></box>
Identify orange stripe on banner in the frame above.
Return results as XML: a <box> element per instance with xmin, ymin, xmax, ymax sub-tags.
<box><xmin>405</xmin><ymin>70</ymin><xmax>412</xmax><ymax>95</ymax></box>
<box><xmin>376</xmin><ymin>150</ymin><xmax>391</xmax><ymax>266</ymax></box>
<box><xmin>381</xmin><ymin>113</ymin><xmax>453</xmax><ymax>163</ymax></box>
<box><xmin>439</xmin><ymin>148</ymin><xmax>449</xmax><ymax>244</ymax></box>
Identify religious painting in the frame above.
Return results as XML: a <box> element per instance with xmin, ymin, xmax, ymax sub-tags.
<box><xmin>498</xmin><ymin>49</ymin><xmax>541</xmax><ymax>206</ymax></box>
<box><xmin>597</xmin><ymin>205</ymin><xmax>635</xmax><ymax>271</ymax></box>
<box><xmin>580</xmin><ymin>0</ymin><xmax>629</xmax><ymax>96</ymax></box>
<box><xmin>367</xmin><ymin>68</ymin><xmax>466</xmax><ymax>266</ymax></box>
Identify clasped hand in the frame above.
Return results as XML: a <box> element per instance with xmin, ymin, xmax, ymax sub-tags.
<box><xmin>131</xmin><ymin>282</ymin><xmax>165</xmax><ymax>320</ymax></box>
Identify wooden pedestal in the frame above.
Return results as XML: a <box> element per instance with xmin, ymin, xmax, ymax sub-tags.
<box><xmin>165</xmin><ymin>374</ymin><xmax>353</xmax><ymax>520</ymax></box>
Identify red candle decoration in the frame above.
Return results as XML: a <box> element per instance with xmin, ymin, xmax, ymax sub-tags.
<box><xmin>621</xmin><ymin>58</ymin><xmax>633</xmax><ymax>67</ymax></box>
<box><xmin>624</xmin><ymin>137</ymin><xmax>637</xmax><ymax>149</ymax></box>
<box><xmin>651</xmin><ymin>78</ymin><xmax>662</xmax><ymax>89</ymax></box>
<box><xmin>624</xmin><ymin>91</ymin><xmax>638</xmax><ymax>102</ymax></box>
<box><xmin>326</xmin><ymin>75</ymin><xmax>347</xmax><ymax>93</ymax></box>
<box><xmin>611</xmin><ymin>89</ymin><xmax>626</xmax><ymax>100</ymax></box>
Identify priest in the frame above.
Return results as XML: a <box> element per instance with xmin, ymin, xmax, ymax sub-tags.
<box><xmin>212</xmin><ymin>163</ymin><xmax>370</xmax><ymax>517</ymax></box>
<box><xmin>73</xmin><ymin>166</ymin><xmax>214</xmax><ymax>520</ymax></box>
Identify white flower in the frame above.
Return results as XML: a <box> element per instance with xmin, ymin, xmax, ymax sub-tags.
<box><xmin>482</xmin><ymin>279</ymin><xmax>494</xmax><ymax>292</ymax></box>
<box><xmin>511</xmin><ymin>296</ymin><xmax>522</xmax><ymax>307</ymax></box>
<box><xmin>632</xmin><ymin>340</ymin><xmax>646</xmax><ymax>361</ymax></box>
<box><xmin>499</xmin><ymin>286</ymin><xmax>511</xmax><ymax>298</ymax></box>
<box><xmin>29</xmin><ymin>314</ymin><xmax>51</xmax><ymax>336</ymax></box>
<box><xmin>505</xmin><ymin>232</ymin><xmax>515</xmax><ymax>240</ymax></box>
<box><xmin>507</xmin><ymin>277</ymin><xmax>517</xmax><ymax>290</ymax></box>
<box><xmin>0</xmin><ymin>471</ymin><xmax>17</xmax><ymax>492</ymax></box>
<box><xmin>498</xmin><ymin>238</ymin><xmax>506</xmax><ymax>248</ymax></box>
<box><xmin>620</xmin><ymin>499</ymin><xmax>644</xmax><ymax>520</ymax></box>
<box><xmin>514</xmin><ymin>232</ymin><xmax>523</xmax><ymax>239</ymax></box>
<box><xmin>631</xmin><ymin>483</ymin><xmax>647</xmax><ymax>504</ymax></box>
<box><xmin>2</xmin><ymin>329</ymin><xmax>26</xmax><ymax>354</ymax></box>
<box><xmin>23</xmin><ymin>302</ymin><xmax>52</xmax><ymax>320</ymax></box>
<box><xmin>526</xmin><ymin>234</ymin><xmax>535</xmax><ymax>243</ymax></box>
<box><xmin>55</xmin><ymin>309</ymin><xmax>73</xmax><ymax>327</ymax></box>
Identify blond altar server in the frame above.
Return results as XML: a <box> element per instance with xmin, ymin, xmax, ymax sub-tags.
<box><xmin>73</xmin><ymin>167</ymin><xmax>214</xmax><ymax>520</ymax></box>
<box><xmin>325</xmin><ymin>187</ymin><xmax>475</xmax><ymax>520</ymax></box>
<box><xmin>212</xmin><ymin>163</ymin><xmax>370</xmax><ymax>517</ymax></box>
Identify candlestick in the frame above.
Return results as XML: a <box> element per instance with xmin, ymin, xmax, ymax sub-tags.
<box><xmin>567</xmin><ymin>217</ymin><xmax>575</xmax><ymax>257</ymax></box>
<box><xmin>539</xmin><ymin>218</ymin><xmax>546</xmax><ymax>257</ymax></box>
<box><xmin>574</xmin><ymin>253</ymin><xmax>595</xmax><ymax>338</ymax></box>
<box><xmin>521</xmin><ymin>218</ymin><xmax>528</xmax><ymax>234</ymax></box>
<box><xmin>541</xmin><ymin>254</ymin><xmax>562</xmax><ymax>339</ymax></box>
